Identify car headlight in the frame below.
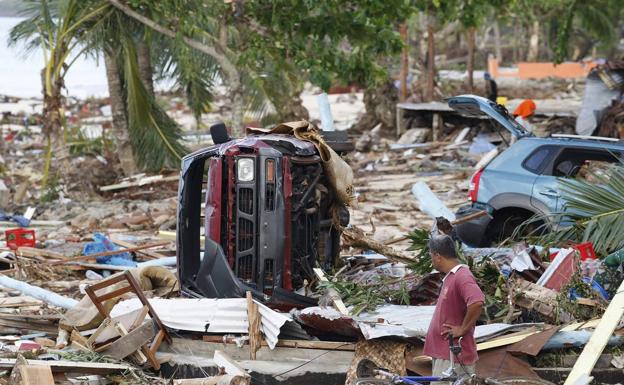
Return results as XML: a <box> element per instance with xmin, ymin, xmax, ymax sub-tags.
<box><xmin>237</xmin><ymin>158</ymin><xmax>254</xmax><ymax>182</ymax></box>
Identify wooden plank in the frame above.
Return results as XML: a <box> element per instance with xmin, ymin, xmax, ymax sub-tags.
<box><xmin>561</xmin><ymin>319</ymin><xmax>601</xmax><ymax>332</ymax></box>
<box><xmin>103</xmin><ymin>321</ymin><xmax>156</xmax><ymax>360</ymax></box>
<box><xmin>112</xmin><ymin>238</ymin><xmax>167</xmax><ymax>260</ymax></box>
<box><xmin>564</xmin><ymin>279</ymin><xmax>624</xmax><ymax>385</ymax></box>
<box><xmin>0</xmin><ymin>296</ymin><xmax>42</xmax><ymax>307</ymax></box>
<box><xmin>476</xmin><ymin>329</ymin><xmax>542</xmax><ymax>351</ymax></box>
<box><xmin>246</xmin><ymin>291</ymin><xmax>262</xmax><ymax>360</ymax></box>
<box><xmin>113</xmin><ymin>321</ymin><xmax>147</xmax><ymax>365</ymax></box>
<box><xmin>173</xmin><ymin>376</ymin><xmax>249</xmax><ymax>385</ymax></box>
<box><xmin>214</xmin><ymin>350</ymin><xmax>250</xmax><ymax>378</ymax></box>
<box><xmin>0</xmin><ymin>359</ymin><xmax>132</xmax><ymax>374</ymax></box>
<box><xmin>50</xmin><ymin>241</ymin><xmax>170</xmax><ymax>265</ymax></box>
<box><xmin>0</xmin><ymin>319</ymin><xmax>57</xmax><ymax>334</ymax></box>
<box><xmin>17</xmin><ymin>364</ymin><xmax>54</xmax><ymax>384</ymax></box>
<box><xmin>201</xmin><ymin>335</ymin><xmax>356</xmax><ymax>351</ymax></box>
<box><xmin>99</xmin><ymin>175</ymin><xmax>178</xmax><ymax>192</ymax></box>
<box><xmin>86</xmin><ymin>318</ymin><xmax>112</xmax><ymax>347</ymax></box>
<box><xmin>129</xmin><ymin>305</ymin><xmax>150</xmax><ymax>331</ymax></box>
<box><xmin>16</xmin><ymin>247</ymin><xmax>67</xmax><ymax>260</ymax></box>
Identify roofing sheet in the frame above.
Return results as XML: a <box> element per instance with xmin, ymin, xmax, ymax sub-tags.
<box><xmin>298</xmin><ymin>305</ymin><xmax>540</xmax><ymax>341</ymax></box>
<box><xmin>110</xmin><ymin>297</ymin><xmax>306</xmax><ymax>349</ymax></box>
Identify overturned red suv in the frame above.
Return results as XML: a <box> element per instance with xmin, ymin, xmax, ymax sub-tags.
<box><xmin>176</xmin><ymin>122</ymin><xmax>352</xmax><ymax>307</ymax></box>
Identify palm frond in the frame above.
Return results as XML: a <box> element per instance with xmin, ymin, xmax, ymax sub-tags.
<box><xmin>152</xmin><ymin>35</ymin><xmax>219</xmax><ymax>127</ymax></box>
<box><xmin>530</xmin><ymin>162</ymin><xmax>624</xmax><ymax>255</ymax></box>
<box><xmin>122</xmin><ymin>38</ymin><xmax>188</xmax><ymax>171</ymax></box>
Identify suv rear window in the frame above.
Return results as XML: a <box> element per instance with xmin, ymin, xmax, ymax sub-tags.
<box><xmin>523</xmin><ymin>146</ymin><xmax>557</xmax><ymax>174</ymax></box>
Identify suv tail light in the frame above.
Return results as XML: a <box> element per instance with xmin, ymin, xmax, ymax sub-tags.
<box><xmin>469</xmin><ymin>169</ymin><xmax>483</xmax><ymax>203</ymax></box>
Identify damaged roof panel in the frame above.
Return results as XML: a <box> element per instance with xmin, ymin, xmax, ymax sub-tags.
<box><xmin>110</xmin><ymin>297</ymin><xmax>307</xmax><ymax>349</ymax></box>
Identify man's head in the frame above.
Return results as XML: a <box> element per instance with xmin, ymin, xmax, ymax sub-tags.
<box><xmin>429</xmin><ymin>234</ymin><xmax>459</xmax><ymax>273</ymax></box>
<box><xmin>484</xmin><ymin>72</ymin><xmax>491</xmax><ymax>81</ymax></box>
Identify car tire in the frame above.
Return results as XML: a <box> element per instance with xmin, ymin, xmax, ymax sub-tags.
<box><xmin>485</xmin><ymin>211</ymin><xmax>533</xmax><ymax>245</ymax></box>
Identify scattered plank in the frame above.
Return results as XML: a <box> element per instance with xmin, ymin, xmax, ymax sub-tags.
<box><xmin>111</xmin><ymin>238</ymin><xmax>167</xmax><ymax>260</ymax></box>
<box><xmin>0</xmin><ymin>359</ymin><xmax>132</xmax><ymax>374</ymax></box>
<box><xmin>214</xmin><ymin>350</ymin><xmax>250</xmax><ymax>379</ymax></box>
<box><xmin>201</xmin><ymin>335</ymin><xmax>356</xmax><ymax>351</ymax></box>
<box><xmin>100</xmin><ymin>175</ymin><xmax>178</xmax><ymax>192</ymax></box>
<box><xmin>103</xmin><ymin>321</ymin><xmax>156</xmax><ymax>360</ymax></box>
<box><xmin>16</xmin><ymin>247</ymin><xmax>67</xmax><ymax>260</ymax></box>
<box><xmin>0</xmin><ymin>296</ymin><xmax>42</xmax><ymax>308</ymax></box>
<box><xmin>563</xmin><ymin>279</ymin><xmax>624</xmax><ymax>385</ymax></box>
<box><xmin>49</xmin><ymin>241</ymin><xmax>170</xmax><ymax>265</ymax></box>
<box><xmin>173</xmin><ymin>376</ymin><xmax>249</xmax><ymax>385</ymax></box>
<box><xmin>9</xmin><ymin>356</ymin><xmax>54</xmax><ymax>385</ymax></box>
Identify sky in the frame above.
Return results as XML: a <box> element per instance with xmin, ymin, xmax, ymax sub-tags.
<box><xmin>0</xmin><ymin>17</ymin><xmax>109</xmax><ymax>99</ymax></box>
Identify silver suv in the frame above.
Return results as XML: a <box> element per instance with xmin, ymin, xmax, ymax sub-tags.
<box><xmin>449</xmin><ymin>95</ymin><xmax>624</xmax><ymax>246</ymax></box>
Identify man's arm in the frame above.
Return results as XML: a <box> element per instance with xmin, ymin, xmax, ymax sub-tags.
<box><xmin>441</xmin><ymin>301</ymin><xmax>483</xmax><ymax>337</ymax></box>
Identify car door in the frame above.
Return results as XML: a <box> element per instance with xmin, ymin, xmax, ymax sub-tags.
<box><xmin>526</xmin><ymin>145</ymin><xmax>562</xmax><ymax>215</ymax></box>
<box><xmin>532</xmin><ymin>145</ymin><xmax>622</xmax><ymax>219</ymax></box>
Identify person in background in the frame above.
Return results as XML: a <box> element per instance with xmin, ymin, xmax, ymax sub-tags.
<box><xmin>424</xmin><ymin>235</ymin><xmax>485</xmax><ymax>383</ymax></box>
<box><xmin>484</xmin><ymin>72</ymin><xmax>497</xmax><ymax>102</ymax></box>
<box><xmin>512</xmin><ymin>99</ymin><xmax>537</xmax><ymax>133</ymax></box>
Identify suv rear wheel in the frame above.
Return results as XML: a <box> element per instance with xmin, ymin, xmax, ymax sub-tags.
<box><xmin>485</xmin><ymin>208</ymin><xmax>543</xmax><ymax>245</ymax></box>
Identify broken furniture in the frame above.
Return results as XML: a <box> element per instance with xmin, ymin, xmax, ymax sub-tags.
<box><xmin>84</xmin><ymin>270</ymin><xmax>172</xmax><ymax>370</ymax></box>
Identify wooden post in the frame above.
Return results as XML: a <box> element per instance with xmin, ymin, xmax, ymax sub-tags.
<box><xmin>432</xmin><ymin>113</ymin><xmax>442</xmax><ymax>142</ymax></box>
<box><xmin>245</xmin><ymin>292</ymin><xmax>262</xmax><ymax>360</ymax></box>
<box><xmin>563</xmin><ymin>279</ymin><xmax>624</xmax><ymax>385</ymax></box>
<box><xmin>399</xmin><ymin>23</ymin><xmax>409</xmax><ymax>102</ymax></box>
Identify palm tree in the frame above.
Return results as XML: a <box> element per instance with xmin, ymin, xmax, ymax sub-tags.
<box><xmin>11</xmin><ymin>1</ymin><xmax>189</xmax><ymax>175</ymax></box>
<box><xmin>84</xmin><ymin>8</ymin><xmax>188</xmax><ymax>172</ymax></box>
<box><xmin>8</xmin><ymin>0</ymin><xmax>111</xmax><ymax>186</ymax></box>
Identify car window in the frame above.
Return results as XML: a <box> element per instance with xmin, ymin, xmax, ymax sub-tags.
<box><xmin>550</xmin><ymin>148</ymin><xmax>621</xmax><ymax>179</ymax></box>
<box><xmin>523</xmin><ymin>146</ymin><xmax>557</xmax><ymax>174</ymax></box>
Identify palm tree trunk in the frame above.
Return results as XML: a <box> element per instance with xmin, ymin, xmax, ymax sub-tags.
<box><xmin>426</xmin><ymin>22</ymin><xmax>435</xmax><ymax>101</ymax></box>
<box><xmin>527</xmin><ymin>20</ymin><xmax>540</xmax><ymax>62</ymax></box>
<box><xmin>104</xmin><ymin>50</ymin><xmax>136</xmax><ymax>176</ymax></box>
<box><xmin>137</xmin><ymin>40</ymin><xmax>154</xmax><ymax>96</ymax></box>
<box><xmin>399</xmin><ymin>23</ymin><xmax>408</xmax><ymax>102</ymax></box>
<box><xmin>467</xmin><ymin>26</ymin><xmax>475</xmax><ymax>92</ymax></box>
<box><xmin>493</xmin><ymin>20</ymin><xmax>502</xmax><ymax>63</ymax></box>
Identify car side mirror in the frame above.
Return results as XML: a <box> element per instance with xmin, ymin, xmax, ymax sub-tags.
<box><xmin>210</xmin><ymin>122</ymin><xmax>232</xmax><ymax>144</ymax></box>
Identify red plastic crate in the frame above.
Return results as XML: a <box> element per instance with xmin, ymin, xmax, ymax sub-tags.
<box><xmin>5</xmin><ymin>228</ymin><xmax>36</xmax><ymax>251</ymax></box>
<box><xmin>574</xmin><ymin>242</ymin><xmax>596</xmax><ymax>261</ymax></box>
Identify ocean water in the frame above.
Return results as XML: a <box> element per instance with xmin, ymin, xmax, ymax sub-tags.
<box><xmin>0</xmin><ymin>17</ymin><xmax>108</xmax><ymax>99</ymax></box>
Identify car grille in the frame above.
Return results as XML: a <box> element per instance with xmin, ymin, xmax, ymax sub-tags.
<box><xmin>237</xmin><ymin>255</ymin><xmax>253</xmax><ymax>281</ymax></box>
<box><xmin>265</xmin><ymin>183</ymin><xmax>275</xmax><ymax>211</ymax></box>
<box><xmin>238</xmin><ymin>217</ymin><xmax>254</xmax><ymax>251</ymax></box>
<box><xmin>239</xmin><ymin>187</ymin><xmax>253</xmax><ymax>214</ymax></box>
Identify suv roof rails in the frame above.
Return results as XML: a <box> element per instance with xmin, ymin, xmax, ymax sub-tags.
<box><xmin>550</xmin><ymin>134</ymin><xmax>621</xmax><ymax>142</ymax></box>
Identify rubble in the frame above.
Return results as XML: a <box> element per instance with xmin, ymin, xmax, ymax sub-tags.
<box><xmin>1</xmin><ymin>80</ymin><xmax>624</xmax><ymax>385</ymax></box>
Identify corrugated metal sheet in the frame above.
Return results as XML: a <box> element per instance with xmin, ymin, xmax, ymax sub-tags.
<box><xmin>297</xmin><ymin>305</ymin><xmax>436</xmax><ymax>340</ymax></box>
<box><xmin>357</xmin><ymin>305</ymin><xmax>436</xmax><ymax>339</ymax></box>
<box><xmin>298</xmin><ymin>305</ymin><xmax>540</xmax><ymax>341</ymax></box>
<box><xmin>110</xmin><ymin>297</ymin><xmax>307</xmax><ymax>349</ymax></box>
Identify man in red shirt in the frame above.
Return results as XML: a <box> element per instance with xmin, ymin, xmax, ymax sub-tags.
<box><xmin>423</xmin><ymin>234</ymin><xmax>485</xmax><ymax>381</ymax></box>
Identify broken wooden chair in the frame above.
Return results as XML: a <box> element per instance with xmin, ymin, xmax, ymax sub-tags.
<box><xmin>84</xmin><ymin>270</ymin><xmax>172</xmax><ymax>370</ymax></box>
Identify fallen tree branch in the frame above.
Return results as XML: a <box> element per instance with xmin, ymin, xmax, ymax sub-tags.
<box><xmin>342</xmin><ymin>225</ymin><xmax>415</xmax><ymax>264</ymax></box>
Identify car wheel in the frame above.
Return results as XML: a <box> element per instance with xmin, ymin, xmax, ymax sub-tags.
<box><xmin>485</xmin><ymin>211</ymin><xmax>540</xmax><ymax>245</ymax></box>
